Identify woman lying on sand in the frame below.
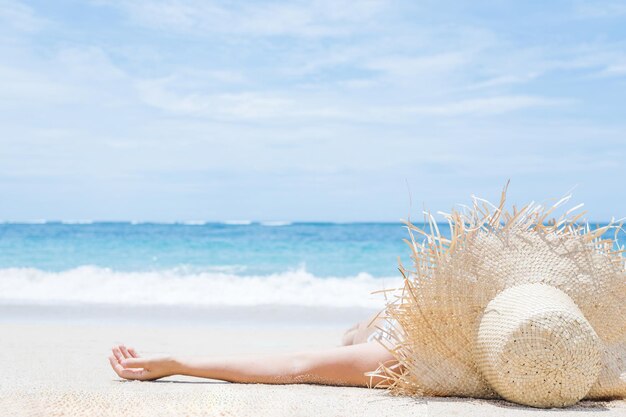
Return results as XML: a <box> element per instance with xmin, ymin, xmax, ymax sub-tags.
<box><xmin>108</xmin><ymin>317</ymin><xmax>394</xmax><ymax>387</ymax></box>
<box><xmin>107</xmin><ymin>191</ymin><xmax>626</xmax><ymax>409</ymax></box>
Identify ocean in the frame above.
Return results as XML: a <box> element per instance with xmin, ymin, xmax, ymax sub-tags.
<box><xmin>0</xmin><ymin>222</ymin><xmax>623</xmax><ymax>310</ymax></box>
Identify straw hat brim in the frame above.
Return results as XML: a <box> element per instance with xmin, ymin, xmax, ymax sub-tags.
<box><xmin>371</xmin><ymin>185</ymin><xmax>626</xmax><ymax>408</ymax></box>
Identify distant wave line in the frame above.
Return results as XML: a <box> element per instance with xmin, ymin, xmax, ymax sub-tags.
<box><xmin>260</xmin><ymin>221</ymin><xmax>292</xmax><ymax>227</ymax></box>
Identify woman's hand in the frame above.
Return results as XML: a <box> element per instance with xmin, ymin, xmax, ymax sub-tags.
<box><xmin>109</xmin><ymin>344</ymin><xmax>178</xmax><ymax>381</ymax></box>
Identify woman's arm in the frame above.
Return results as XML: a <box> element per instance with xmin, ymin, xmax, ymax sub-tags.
<box><xmin>109</xmin><ymin>342</ymin><xmax>394</xmax><ymax>387</ymax></box>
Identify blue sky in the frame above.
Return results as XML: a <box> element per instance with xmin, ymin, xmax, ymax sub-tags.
<box><xmin>0</xmin><ymin>0</ymin><xmax>625</xmax><ymax>222</ymax></box>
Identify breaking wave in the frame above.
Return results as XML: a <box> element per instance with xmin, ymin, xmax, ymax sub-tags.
<box><xmin>0</xmin><ymin>266</ymin><xmax>400</xmax><ymax>309</ymax></box>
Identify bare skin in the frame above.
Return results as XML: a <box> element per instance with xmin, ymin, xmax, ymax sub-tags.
<box><xmin>341</xmin><ymin>314</ymin><xmax>385</xmax><ymax>346</ymax></box>
<box><xmin>109</xmin><ymin>317</ymin><xmax>395</xmax><ymax>387</ymax></box>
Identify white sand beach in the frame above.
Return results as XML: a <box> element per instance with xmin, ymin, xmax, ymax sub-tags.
<box><xmin>1</xmin><ymin>304</ymin><xmax>624</xmax><ymax>417</ymax></box>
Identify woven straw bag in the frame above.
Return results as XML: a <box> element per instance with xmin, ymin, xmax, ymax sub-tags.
<box><xmin>372</xmin><ymin>186</ymin><xmax>626</xmax><ymax>408</ymax></box>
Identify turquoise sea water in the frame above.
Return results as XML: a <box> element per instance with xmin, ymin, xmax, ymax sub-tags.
<box><xmin>0</xmin><ymin>222</ymin><xmax>623</xmax><ymax>308</ymax></box>
<box><xmin>0</xmin><ymin>222</ymin><xmax>410</xmax><ymax>277</ymax></box>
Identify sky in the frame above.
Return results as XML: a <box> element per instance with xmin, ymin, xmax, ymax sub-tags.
<box><xmin>0</xmin><ymin>0</ymin><xmax>625</xmax><ymax>222</ymax></box>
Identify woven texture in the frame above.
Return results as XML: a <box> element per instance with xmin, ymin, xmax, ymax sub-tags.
<box><xmin>475</xmin><ymin>283</ymin><xmax>602</xmax><ymax>407</ymax></box>
<box><xmin>372</xmin><ymin>186</ymin><xmax>626</xmax><ymax>408</ymax></box>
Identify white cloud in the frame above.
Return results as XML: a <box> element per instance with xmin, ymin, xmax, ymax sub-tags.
<box><xmin>367</xmin><ymin>52</ymin><xmax>469</xmax><ymax>78</ymax></box>
<box><xmin>403</xmin><ymin>96</ymin><xmax>573</xmax><ymax>117</ymax></box>
<box><xmin>0</xmin><ymin>65</ymin><xmax>69</xmax><ymax>103</ymax></box>
<box><xmin>597</xmin><ymin>63</ymin><xmax>626</xmax><ymax>77</ymax></box>
<box><xmin>465</xmin><ymin>73</ymin><xmax>540</xmax><ymax>90</ymax></box>
<box><xmin>56</xmin><ymin>47</ymin><xmax>126</xmax><ymax>81</ymax></box>
<box><xmin>95</xmin><ymin>0</ymin><xmax>389</xmax><ymax>38</ymax></box>
<box><xmin>1</xmin><ymin>1</ymin><xmax>625</xmax><ymax>221</ymax></box>
<box><xmin>0</xmin><ymin>0</ymin><xmax>47</xmax><ymax>32</ymax></box>
<box><xmin>0</xmin><ymin>45</ymin><xmax>134</xmax><ymax>110</ymax></box>
<box><xmin>574</xmin><ymin>2</ymin><xmax>626</xmax><ymax>19</ymax></box>
<box><xmin>135</xmin><ymin>71</ymin><xmax>569</xmax><ymax>122</ymax></box>
<box><xmin>137</xmin><ymin>80</ymin><xmax>294</xmax><ymax>119</ymax></box>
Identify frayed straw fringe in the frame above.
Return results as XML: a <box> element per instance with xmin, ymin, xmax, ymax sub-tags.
<box><xmin>368</xmin><ymin>182</ymin><xmax>626</xmax><ymax>403</ymax></box>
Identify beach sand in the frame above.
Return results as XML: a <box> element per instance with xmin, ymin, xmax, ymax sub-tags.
<box><xmin>1</xmin><ymin>304</ymin><xmax>624</xmax><ymax>416</ymax></box>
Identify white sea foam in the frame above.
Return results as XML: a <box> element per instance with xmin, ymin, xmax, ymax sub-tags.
<box><xmin>179</xmin><ymin>220</ymin><xmax>206</xmax><ymax>225</ymax></box>
<box><xmin>130</xmin><ymin>221</ymin><xmax>177</xmax><ymax>225</ymax></box>
<box><xmin>0</xmin><ymin>267</ymin><xmax>400</xmax><ymax>309</ymax></box>
<box><xmin>61</xmin><ymin>220</ymin><xmax>94</xmax><ymax>224</ymax></box>
<box><xmin>1</xmin><ymin>219</ymin><xmax>47</xmax><ymax>224</ymax></box>
<box><xmin>222</xmin><ymin>220</ymin><xmax>253</xmax><ymax>225</ymax></box>
<box><xmin>260</xmin><ymin>221</ymin><xmax>292</xmax><ymax>227</ymax></box>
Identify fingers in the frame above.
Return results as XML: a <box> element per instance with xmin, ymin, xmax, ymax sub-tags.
<box><xmin>114</xmin><ymin>344</ymin><xmax>140</xmax><ymax>359</ymax></box>
<box><xmin>109</xmin><ymin>344</ymin><xmax>154</xmax><ymax>381</ymax></box>
<box><xmin>109</xmin><ymin>356</ymin><xmax>146</xmax><ymax>380</ymax></box>
<box><xmin>119</xmin><ymin>345</ymin><xmax>132</xmax><ymax>359</ymax></box>
<box><xmin>128</xmin><ymin>347</ymin><xmax>139</xmax><ymax>358</ymax></box>
<box><xmin>112</xmin><ymin>346</ymin><xmax>150</xmax><ymax>369</ymax></box>
<box><xmin>112</xmin><ymin>346</ymin><xmax>125</xmax><ymax>363</ymax></box>
<box><xmin>120</xmin><ymin>357</ymin><xmax>150</xmax><ymax>369</ymax></box>
<box><xmin>109</xmin><ymin>355</ymin><xmax>123</xmax><ymax>375</ymax></box>
<box><xmin>109</xmin><ymin>355</ymin><xmax>127</xmax><ymax>376</ymax></box>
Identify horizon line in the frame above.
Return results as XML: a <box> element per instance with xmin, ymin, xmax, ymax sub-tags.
<box><xmin>0</xmin><ymin>219</ymin><xmax>617</xmax><ymax>226</ymax></box>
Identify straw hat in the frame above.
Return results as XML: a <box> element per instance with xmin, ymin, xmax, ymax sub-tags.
<box><xmin>372</xmin><ymin>185</ymin><xmax>626</xmax><ymax>408</ymax></box>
